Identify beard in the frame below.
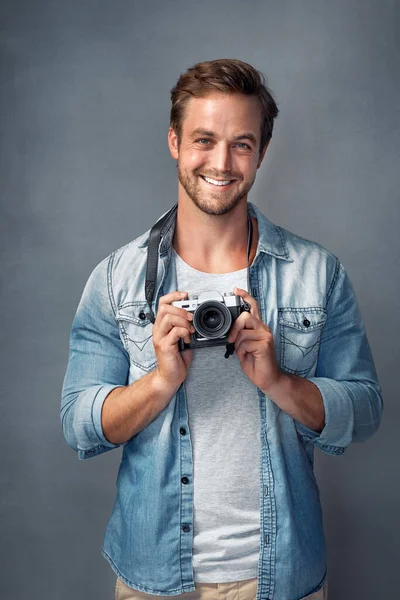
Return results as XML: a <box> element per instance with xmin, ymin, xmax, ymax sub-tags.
<box><xmin>177</xmin><ymin>163</ymin><xmax>255</xmax><ymax>216</ymax></box>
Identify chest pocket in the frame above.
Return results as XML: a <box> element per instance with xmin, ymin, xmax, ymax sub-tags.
<box><xmin>116</xmin><ymin>302</ymin><xmax>157</xmax><ymax>372</ymax></box>
<box><xmin>278</xmin><ymin>307</ymin><xmax>327</xmax><ymax>376</ymax></box>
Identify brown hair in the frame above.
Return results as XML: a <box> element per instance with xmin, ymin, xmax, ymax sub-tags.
<box><xmin>170</xmin><ymin>58</ymin><xmax>279</xmax><ymax>152</ymax></box>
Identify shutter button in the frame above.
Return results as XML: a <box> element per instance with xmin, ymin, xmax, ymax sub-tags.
<box><xmin>139</xmin><ymin>311</ymin><xmax>146</xmax><ymax>320</ymax></box>
<box><xmin>303</xmin><ymin>319</ymin><xmax>311</xmax><ymax>328</ymax></box>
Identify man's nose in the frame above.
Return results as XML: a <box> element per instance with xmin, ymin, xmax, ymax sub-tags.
<box><xmin>212</xmin><ymin>143</ymin><xmax>232</xmax><ymax>173</ymax></box>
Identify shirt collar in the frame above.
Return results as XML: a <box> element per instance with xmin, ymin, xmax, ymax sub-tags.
<box><xmin>247</xmin><ymin>202</ymin><xmax>292</xmax><ymax>261</ymax></box>
<box><xmin>138</xmin><ymin>202</ymin><xmax>292</xmax><ymax>262</ymax></box>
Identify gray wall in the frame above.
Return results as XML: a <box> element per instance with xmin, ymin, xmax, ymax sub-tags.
<box><xmin>1</xmin><ymin>1</ymin><xmax>399</xmax><ymax>598</ymax></box>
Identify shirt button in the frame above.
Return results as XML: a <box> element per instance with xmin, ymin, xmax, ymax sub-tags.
<box><xmin>182</xmin><ymin>524</ymin><xmax>190</xmax><ymax>533</ymax></box>
<box><xmin>180</xmin><ymin>428</ymin><xmax>187</xmax><ymax>436</ymax></box>
<box><xmin>139</xmin><ymin>311</ymin><xmax>146</xmax><ymax>320</ymax></box>
<box><xmin>181</xmin><ymin>477</ymin><xmax>189</xmax><ymax>485</ymax></box>
<box><xmin>303</xmin><ymin>318</ymin><xmax>311</xmax><ymax>327</ymax></box>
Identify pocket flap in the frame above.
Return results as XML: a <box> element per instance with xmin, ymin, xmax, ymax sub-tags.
<box><xmin>278</xmin><ymin>307</ymin><xmax>327</xmax><ymax>332</ymax></box>
<box><xmin>116</xmin><ymin>302</ymin><xmax>152</xmax><ymax>327</ymax></box>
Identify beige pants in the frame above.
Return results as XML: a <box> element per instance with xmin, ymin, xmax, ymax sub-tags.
<box><xmin>115</xmin><ymin>577</ymin><xmax>328</xmax><ymax>600</ymax></box>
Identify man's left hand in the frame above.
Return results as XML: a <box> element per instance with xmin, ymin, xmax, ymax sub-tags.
<box><xmin>228</xmin><ymin>287</ymin><xmax>282</xmax><ymax>395</ymax></box>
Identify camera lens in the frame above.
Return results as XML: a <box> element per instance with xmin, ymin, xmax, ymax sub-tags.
<box><xmin>203</xmin><ymin>309</ymin><xmax>221</xmax><ymax>329</ymax></box>
<box><xmin>193</xmin><ymin>301</ymin><xmax>232</xmax><ymax>339</ymax></box>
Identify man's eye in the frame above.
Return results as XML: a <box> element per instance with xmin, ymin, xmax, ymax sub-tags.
<box><xmin>236</xmin><ymin>142</ymin><xmax>251</xmax><ymax>149</ymax></box>
<box><xmin>196</xmin><ymin>138</ymin><xmax>210</xmax><ymax>145</ymax></box>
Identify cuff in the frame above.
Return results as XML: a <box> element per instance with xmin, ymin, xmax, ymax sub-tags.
<box><xmin>295</xmin><ymin>377</ymin><xmax>355</xmax><ymax>455</ymax></box>
<box><xmin>73</xmin><ymin>384</ymin><xmax>124</xmax><ymax>459</ymax></box>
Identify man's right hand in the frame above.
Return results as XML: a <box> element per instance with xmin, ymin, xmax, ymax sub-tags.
<box><xmin>102</xmin><ymin>291</ymin><xmax>194</xmax><ymax>444</ymax></box>
<box><xmin>152</xmin><ymin>291</ymin><xmax>194</xmax><ymax>393</ymax></box>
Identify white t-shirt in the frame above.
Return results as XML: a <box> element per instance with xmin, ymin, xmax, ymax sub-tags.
<box><xmin>173</xmin><ymin>249</ymin><xmax>261</xmax><ymax>583</ymax></box>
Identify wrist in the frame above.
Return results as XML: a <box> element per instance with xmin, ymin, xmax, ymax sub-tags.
<box><xmin>150</xmin><ymin>368</ymin><xmax>180</xmax><ymax>400</ymax></box>
<box><xmin>261</xmin><ymin>369</ymin><xmax>290</xmax><ymax>400</ymax></box>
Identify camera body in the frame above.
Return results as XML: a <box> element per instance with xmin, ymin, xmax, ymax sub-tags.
<box><xmin>172</xmin><ymin>290</ymin><xmax>250</xmax><ymax>351</ymax></box>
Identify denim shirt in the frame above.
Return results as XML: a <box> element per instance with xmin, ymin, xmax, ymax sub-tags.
<box><xmin>61</xmin><ymin>203</ymin><xmax>382</xmax><ymax>600</ymax></box>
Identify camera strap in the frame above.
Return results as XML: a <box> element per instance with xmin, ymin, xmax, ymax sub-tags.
<box><xmin>144</xmin><ymin>203</ymin><xmax>178</xmax><ymax>323</ymax></box>
<box><xmin>144</xmin><ymin>205</ymin><xmax>253</xmax><ymax>359</ymax></box>
<box><xmin>246</xmin><ymin>213</ymin><xmax>253</xmax><ymax>293</ymax></box>
<box><xmin>225</xmin><ymin>214</ymin><xmax>253</xmax><ymax>358</ymax></box>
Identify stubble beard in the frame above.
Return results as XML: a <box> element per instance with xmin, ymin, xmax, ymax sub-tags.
<box><xmin>177</xmin><ymin>163</ymin><xmax>255</xmax><ymax>216</ymax></box>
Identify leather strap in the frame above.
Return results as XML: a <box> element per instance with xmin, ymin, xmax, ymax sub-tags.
<box><xmin>144</xmin><ymin>204</ymin><xmax>178</xmax><ymax>323</ymax></box>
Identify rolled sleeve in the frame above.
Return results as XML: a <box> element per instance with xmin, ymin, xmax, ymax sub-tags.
<box><xmin>295</xmin><ymin>261</ymin><xmax>383</xmax><ymax>454</ymax></box>
<box><xmin>61</xmin><ymin>253</ymin><xmax>130</xmax><ymax>459</ymax></box>
<box><xmin>72</xmin><ymin>384</ymin><xmax>124</xmax><ymax>459</ymax></box>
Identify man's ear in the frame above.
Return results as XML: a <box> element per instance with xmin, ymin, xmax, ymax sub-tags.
<box><xmin>168</xmin><ymin>127</ymin><xmax>179</xmax><ymax>160</ymax></box>
<box><xmin>257</xmin><ymin>140</ymin><xmax>270</xmax><ymax>169</ymax></box>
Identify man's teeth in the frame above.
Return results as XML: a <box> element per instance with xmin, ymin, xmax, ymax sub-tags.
<box><xmin>203</xmin><ymin>176</ymin><xmax>233</xmax><ymax>187</ymax></box>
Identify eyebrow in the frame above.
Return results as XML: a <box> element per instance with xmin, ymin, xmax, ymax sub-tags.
<box><xmin>191</xmin><ymin>128</ymin><xmax>257</xmax><ymax>145</ymax></box>
<box><xmin>234</xmin><ymin>133</ymin><xmax>257</xmax><ymax>145</ymax></box>
<box><xmin>191</xmin><ymin>129</ymin><xmax>215</xmax><ymax>138</ymax></box>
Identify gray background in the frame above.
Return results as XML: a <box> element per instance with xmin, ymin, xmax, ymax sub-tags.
<box><xmin>1</xmin><ymin>1</ymin><xmax>399</xmax><ymax>599</ymax></box>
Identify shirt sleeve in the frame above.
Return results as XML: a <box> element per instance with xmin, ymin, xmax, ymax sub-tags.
<box><xmin>295</xmin><ymin>261</ymin><xmax>383</xmax><ymax>455</ymax></box>
<box><xmin>61</xmin><ymin>253</ymin><xmax>130</xmax><ymax>460</ymax></box>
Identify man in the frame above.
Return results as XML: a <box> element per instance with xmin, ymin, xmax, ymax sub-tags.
<box><xmin>61</xmin><ymin>59</ymin><xmax>382</xmax><ymax>600</ymax></box>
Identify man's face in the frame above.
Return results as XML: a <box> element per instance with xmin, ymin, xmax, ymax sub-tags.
<box><xmin>168</xmin><ymin>92</ymin><xmax>268</xmax><ymax>216</ymax></box>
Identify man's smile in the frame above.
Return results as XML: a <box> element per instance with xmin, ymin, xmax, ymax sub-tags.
<box><xmin>200</xmin><ymin>175</ymin><xmax>236</xmax><ymax>187</ymax></box>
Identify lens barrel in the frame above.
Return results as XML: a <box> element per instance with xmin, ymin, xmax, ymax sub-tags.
<box><xmin>193</xmin><ymin>301</ymin><xmax>232</xmax><ymax>339</ymax></box>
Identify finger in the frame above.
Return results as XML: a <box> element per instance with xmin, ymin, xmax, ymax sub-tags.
<box><xmin>236</xmin><ymin>340</ymin><xmax>262</xmax><ymax>361</ymax></box>
<box><xmin>227</xmin><ymin>312</ymin><xmax>260</xmax><ymax>343</ymax></box>
<box><xmin>154</xmin><ymin>315</ymin><xmax>195</xmax><ymax>340</ymax></box>
<box><xmin>234</xmin><ymin>329</ymin><xmax>267</xmax><ymax>346</ymax></box>
<box><xmin>156</xmin><ymin>303</ymin><xmax>194</xmax><ymax>323</ymax></box>
<box><xmin>233</xmin><ymin>287</ymin><xmax>261</xmax><ymax>319</ymax></box>
<box><xmin>163</xmin><ymin>326</ymin><xmax>193</xmax><ymax>347</ymax></box>
<box><xmin>181</xmin><ymin>348</ymin><xmax>193</xmax><ymax>368</ymax></box>
<box><xmin>158</xmin><ymin>290</ymin><xmax>189</xmax><ymax>306</ymax></box>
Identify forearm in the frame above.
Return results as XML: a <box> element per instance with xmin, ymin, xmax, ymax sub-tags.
<box><xmin>102</xmin><ymin>370</ymin><xmax>178</xmax><ymax>444</ymax></box>
<box><xmin>265</xmin><ymin>372</ymin><xmax>325</xmax><ymax>433</ymax></box>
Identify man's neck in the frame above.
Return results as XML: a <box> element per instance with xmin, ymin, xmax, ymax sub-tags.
<box><xmin>172</xmin><ymin>200</ymin><xmax>258</xmax><ymax>274</ymax></box>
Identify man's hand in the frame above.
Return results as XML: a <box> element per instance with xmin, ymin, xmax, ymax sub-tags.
<box><xmin>227</xmin><ymin>287</ymin><xmax>282</xmax><ymax>395</ymax></box>
<box><xmin>102</xmin><ymin>291</ymin><xmax>194</xmax><ymax>445</ymax></box>
<box><xmin>152</xmin><ymin>291</ymin><xmax>194</xmax><ymax>392</ymax></box>
<box><xmin>229</xmin><ymin>287</ymin><xmax>325</xmax><ymax>432</ymax></box>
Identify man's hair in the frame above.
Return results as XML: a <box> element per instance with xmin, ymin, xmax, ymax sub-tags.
<box><xmin>170</xmin><ymin>58</ymin><xmax>279</xmax><ymax>152</ymax></box>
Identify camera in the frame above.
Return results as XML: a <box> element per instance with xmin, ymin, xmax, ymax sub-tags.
<box><xmin>172</xmin><ymin>290</ymin><xmax>250</xmax><ymax>351</ymax></box>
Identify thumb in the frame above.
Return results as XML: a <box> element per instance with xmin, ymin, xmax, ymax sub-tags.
<box><xmin>181</xmin><ymin>349</ymin><xmax>193</xmax><ymax>369</ymax></box>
